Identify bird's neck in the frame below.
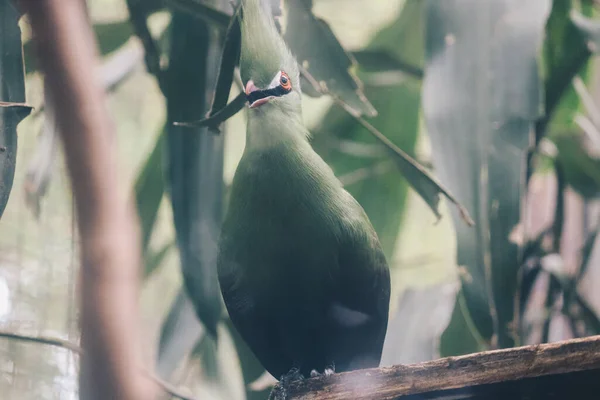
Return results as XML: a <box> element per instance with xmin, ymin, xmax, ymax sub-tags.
<box><xmin>245</xmin><ymin>106</ymin><xmax>307</xmax><ymax>150</ymax></box>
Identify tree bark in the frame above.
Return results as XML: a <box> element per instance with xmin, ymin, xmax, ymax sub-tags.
<box><xmin>17</xmin><ymin>1</ymin><xmax>155</xmax><ymax>399</ymax></box>
<box><xmin>285</xmin><ymin>335</ymin><xmax>600</xmax><ymax>399</ymax></box>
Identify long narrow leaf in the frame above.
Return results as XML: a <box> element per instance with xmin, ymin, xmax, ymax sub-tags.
<box><xmin>1</xmin><ymin>1</ymin><xmax>31</xmax><ymax>219</ymax></box>
<box><xmin>157</xmin><ymin>288</ymin><xmax>205</xmax><ymax>379</ymax></box>
<box><xmin>135</xmin><ymin>129</ymin><xmax>166</xmax><ymax>255</ymax></box>
<box><xmin>166</xmin><ymin>11</ymin><xmax>225</xmax><ymax>340</ymax></box>
<box><xmin>424</xmin><ymin>0</ymin><xmax>551</xmax><ymax>351</ymax></box>
<box><xmin>283</xmin><ymin>0</ymin><xmax>377</xmax><ymax>117</ymax></box>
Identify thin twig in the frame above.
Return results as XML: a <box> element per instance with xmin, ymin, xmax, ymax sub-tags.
<box><xmin>0</xmin><ymin>330</ymin><xmax>199</xmax><ymax>400</ymax></box>
<box><xmin>577</xmin><ymin>224</ymin><xmax>600</xmax><ymax>282</ymax></box>
<box><xmin>125</xmin><ymin>0</ymin><xmax>167</xmax><ymax>94</ymax></box>
<box><xmin>541</xmin><ymin>160</ymin><xmax>566</xmax><ymax>343</ymax></box>
<box><xmin>208</xmin><ymin>4</ymin><xmax>242</xmax><ymax>116</ymax></box>
<box><xmin>552</xmin><ymin>160</ymin><xmax>566</xmax><ymax>251</ymax></box>
<box><xmin>0</xmin><ymin>101</ymin><xmax>32</xmax><ymax>109</ymax></box>
<box><xmin>0</xmin><ymin>330</ymin><xmax>83</xmax><ymax>353</ymax></box>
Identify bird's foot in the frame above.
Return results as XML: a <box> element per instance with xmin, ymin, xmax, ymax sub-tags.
<box><xmin>325</xmin><ymin>362</ymin><xmax>335</xmax><ymax>376</ymax></box>
<box><xmin>268</xmin><ymin>368</ymin><xmax>304</xmax><ymax>400</ymax></box>
<box><xmin>309</xmin><ymin>363</ymin><xmax>335</xmax><ymax>378</ymax></box>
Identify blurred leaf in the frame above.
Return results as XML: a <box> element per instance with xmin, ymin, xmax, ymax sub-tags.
<box><xmin>135</xmin><ymin>129</ymin><xmax>166</xmax><ymax>255</ymax></box>
<box><xmin>571</xmin><ymin>9</ymin><xmax>600</xmax><ymax>52</ymax></box>
<box><xmin>156</xmin><ymin>288</ymin><xmax>205</xmax><ymax>379</ymax></box>
<box><xmin>554</xmin><ymin>134</ymin><xmax>600</xmax><ymax>198</ymax></box>
<box><xmin>440</xmin><ymin>289</ymin><xmax>487</xmax><ymax>357</ymax></box>
<box><xmin>166</xmin><ymin>11</ymin><xmax>225</xmax><ymax>339</ymax></box>
<box><xmin>143</xmin><ymin>241</ymin><xmax>174</xmax><ymax>278</ymax></box>
<box><xmin>24</xmin><ymin>86</ymin><xmax>57</xmax><ymax>219</ymax></box>
<box><xmin>1</xmin><ymin>1</ymin><xmax>31</xmax><ymax>220</ymax></box>
<box><xmin>578</xmin><ymin>225</ymin><xmax>600</xmax><ymax>282</ymax></box>
<box><xmin>424</xmin><ymin>0</ymin><xmax>551</xmax><ymax>350</ymax></box>
<box><xmin>380</xmin><ymin>282</ymin><xmax>459</xmax><ymax>366</ymax></box>
<box><xmin>204</xmin><ymin>4</ymin><xmax>241</xmax><ymax>131</ymax></box>
<box><xmin>306</xmin><ymin>0</ymin><xmax>472</xmax><ymax>231</ymax></box>
<box><xmin>26</xmin><ymin>44</ymin><xmax>144</xmax><ymax>219</ymax></box>
<box><xmin>23</xmin><ymin>20</ymin><xmax>135</xmax><ymax>74</ymax></box>
<box><xmin>283</xmin><ymin>0</ymin><xmax>377</xmax><ymax>117</ymax></box>
<box><xmin>225</xmin><ymin>318</ymin><xmax>269</xmax><ymax>400</ymax></box>
<box><xmin>573</xmin><ymin>76</ymin><xmax>600</xmax><ymax>135</ymax></box>
<box><xmin>247</xmin><ymin>371</ymin><xmax>276</xmax><ymax>393</ymax></box>
<box><xmin>184</xmin><ymin>324</ymin><xmax>245</xmax><ymax>400</ymax></box>
<box><xmin>539</xmin><ymin>4</ymin><xmax>593</xmax><ymax>142</ymax></box>
<box><xmin>351</xmin><ymin>50</ymin><xmax>423</xmax><ymax>79</ymax></box>
<box><xmin>312</xmin><ymin>0</ymin><xmax>424</xmax><ymax>258</ymax></box>
<box><xmin>165</xmin><ymin>0</ymin><xmax>232</xmax><ymax>28</ymax></box>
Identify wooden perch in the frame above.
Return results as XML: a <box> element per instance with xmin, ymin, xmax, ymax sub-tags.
<box><xmin>285</xmin><ymin>335</ymin><xmax>600</xmax><ymax>399</ymax></box>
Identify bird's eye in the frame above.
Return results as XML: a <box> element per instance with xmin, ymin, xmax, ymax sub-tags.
<box><xmin>280</xmin><ymin>72</ymin><xmax>292</xmax><ymax>91</ymax></box>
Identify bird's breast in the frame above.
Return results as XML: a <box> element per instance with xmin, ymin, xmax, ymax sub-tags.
<box><xmin>218</xmin><ymin>144</ymin><xmax>345</xmax><ymax>301</ymax></box>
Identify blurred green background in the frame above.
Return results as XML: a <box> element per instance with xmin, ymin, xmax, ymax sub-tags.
<box><xmin>2</xmin><ymin>0</ymin><xmax>600</xmax><ymax>399</ymax></box>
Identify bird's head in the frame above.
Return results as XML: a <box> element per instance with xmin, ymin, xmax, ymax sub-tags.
<box><xmin>240</xmin><ymin>0</ymin><xmax>301</xmax><ymax>114</ymax></box>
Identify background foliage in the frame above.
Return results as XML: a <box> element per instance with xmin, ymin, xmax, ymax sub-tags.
<box><xmin>2</xmin><ymin>0</ymin><xmax>600</xmax><ymax>399</ymax></box>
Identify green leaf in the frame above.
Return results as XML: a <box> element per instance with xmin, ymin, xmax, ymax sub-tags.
<box><xmin>23</xmin><ymin>20</ymin><xmax>135</xmax><ymax>74</ymax></box>
<box><xmin>283</xmin><ymin>0</ymin><xmax>377</xmax><ymax>117</ymax></box>
<box><xmin>166</xmin><ymin>11</ymin><xmax>225</xmax><ymax>339</ymax></box>
<box><xmin>571</xmin><ymin>9</ymin><xmax>600</xmax><ymax>53</ymax></box>
<box><xmin>306</xmin><ymin>0</ymin><xmax>471</xmax><ymax>232</ymax></box>
<box><xmin>440</xmin><ymin>289</ymin><xmax>487</xmax><ymax>357</ymax></box>
<box><xmin>313</xmin><ymin>84</ymin><xmax>421</xmax><ymax>258</ymax></box>
<box><xmin>1</xmin><ymin>1</ymin><xmax>31</xmax><ymax>220</ymax></box>
<box><xmin>539</xmin><ymin>4</ymin><xmax>593</xmax><ymax>142</ymax></box>
<box><xmin>156</xmin><ymin>288</ymin><xmax>205</xmax><ymax>379</ymax></box>
<box><xmin>424</xmin><ymin>0</ymin><xmax>551</xmax><ymax>350</ymax></box>
<box><xmin>312</xmin><ymin>0</ymin><xmax>425</xmax><ymax>258</ymax></box>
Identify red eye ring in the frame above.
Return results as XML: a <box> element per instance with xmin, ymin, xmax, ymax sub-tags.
<box><xmin>280</xmin><ymin>72</ymin><xmax>292</xmax><ymax>91</ymax></box>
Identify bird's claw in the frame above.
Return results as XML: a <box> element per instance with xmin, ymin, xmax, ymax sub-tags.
<box><xmin>324</xmin><ymin>366</ymin><xmax>335</xmax><ymax>376</ymax></box>
<box><xmin>268</xmin><ymin>368</ymin><xmax>305</xmax><ymax>400</ymax></box>
<box><xmin>309</xmin><ymin>364</ymin><xmax>335</xmax><ymax>378</ymax></box>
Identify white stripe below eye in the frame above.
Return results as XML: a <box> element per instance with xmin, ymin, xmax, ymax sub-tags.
<box><xmin>268</xmin><ymin>71</ymin><xmax>283</xmax><ymax>90</ymax></box>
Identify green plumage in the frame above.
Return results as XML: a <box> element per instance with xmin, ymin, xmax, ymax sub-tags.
<box><xmin>218</xmin><ymin>0</ymin><xmax>390</xmax><ymax>380</ymax></box>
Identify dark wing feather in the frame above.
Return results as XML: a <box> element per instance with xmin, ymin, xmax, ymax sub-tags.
<box><xmin>324</xmin><ymin>205</ymin><xmax>391</xmax><ymax>372</ymax></box>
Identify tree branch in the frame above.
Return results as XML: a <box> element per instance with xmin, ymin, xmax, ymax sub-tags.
<box><xmin>0</xmin><ymin>330</ymin><xmax>198</xmax><ymax>400</ymax></box>
<box><xmin>283</xmin><ymin>335</ymin><xmax>600</xmax><ymax>399</ymax></box>
<box><xmin>0</xmin><ymin>329</ymin><xmax>82</xmax><ymax>354</ymax></box>
<box><xmin>18</xmin><ymin>0</ymin><xmax>153</xmax><ymax>399</ymax></box>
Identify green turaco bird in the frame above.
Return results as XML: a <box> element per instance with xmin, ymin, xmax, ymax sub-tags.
<box><xmin>218</xmin><ymin>0</ymin><xmax>391</xmax><ymax>385</ymax></box>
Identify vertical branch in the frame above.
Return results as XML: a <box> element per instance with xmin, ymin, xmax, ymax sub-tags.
<box><xmin>541</xmin><ymin>160</ymin><xmax>567</xmax><ymax>343</ymax></box>
<box><xmin>19</xmin><ymin>1</ymin><xmax>155</xmax><ymax>399</ymax></box>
